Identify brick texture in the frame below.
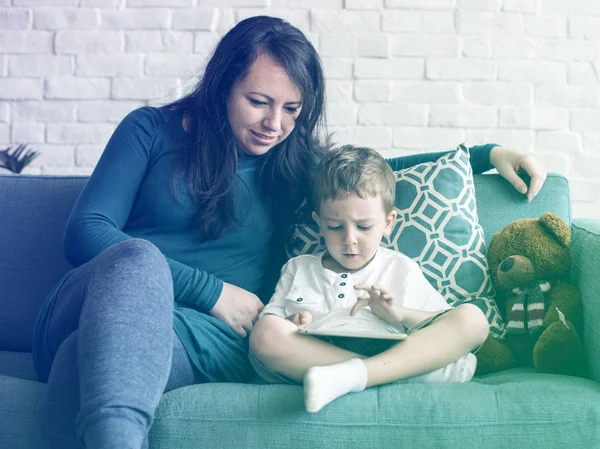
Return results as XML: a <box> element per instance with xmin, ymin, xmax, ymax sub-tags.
<box><xmin>0</xmin><ymin>0</ymin><xmax>598</xmax><ymax>219</ymax></box>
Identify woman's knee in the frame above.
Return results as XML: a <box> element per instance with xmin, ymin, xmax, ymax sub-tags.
<box><xmin>97</xmin><ymin>239</ymin><xmax>171</xmax><ymax>282</ymax></box>
<box><xmin>88</xmin><ymin>239</ymin><xmax>173</xmax><ymax>313</ymax></box>
<box><xmin>106</xmin><ymin>239</ymin><xmax>166</xmax><ymax>267</ymax></box>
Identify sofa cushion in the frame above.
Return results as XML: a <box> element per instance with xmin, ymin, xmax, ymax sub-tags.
<box><xmin>0</xmin><ymin>375</ymin><xmax>47</xmax><ymax>449</ymax></box>
<box><xmin>287</xmin><ymin>145</ymin><xmax>503</xmax><ymax>338</ymax></box>
<box><xmin>0</xmin><ymin>351</ymin><xmax>37</xmax><ymax>382</ymax></box>
<box><xmin>4</xmin><ymin>369</ymin><xmax>599</xmax><ymax>449</ymax></box>
<box><xmin>147</xmin><ymin>370</ymin><xmax>600</xmax><ymax>449</ymax></box>
<box><xmin>0</xmin><ymin>175</ymin><xmax>87</xmax><ymax>352</ymax></box>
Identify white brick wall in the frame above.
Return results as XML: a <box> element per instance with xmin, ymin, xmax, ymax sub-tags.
<box><xmin>1</xmin><ymin>0</ymin><xmax>599</xmax><ymax>220</ymax></box>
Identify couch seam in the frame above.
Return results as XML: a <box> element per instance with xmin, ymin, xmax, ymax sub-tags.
<box><xmin>573</xmin><ymin>222</ymin><xmax>600</xmax><ymax>237</ymax></box>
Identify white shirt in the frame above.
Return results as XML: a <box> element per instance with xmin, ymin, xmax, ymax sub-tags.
<box><xmin>260</xmin><ymin>247</ymin><xmax>450</xmax><ymax>320</ymax></box>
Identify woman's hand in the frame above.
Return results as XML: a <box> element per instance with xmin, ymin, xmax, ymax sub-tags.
<box><xmin>287</xmin><ymin>311</ymin><xmax>313</xmax><ymax>328</ymax></box>
<box><xmin>351</xmin><ymin>284</ymin><xmax>404</xmax><ymax>325</ymax></box>
<box><xmin>490</xmin><ymin>146</ymin><xmax>547</xmax><ymax>202</ymax></box>
<box><xmin>209</xmin><ymin>282</ymin><xmax>264</xmax><ymax>338</ymax></box>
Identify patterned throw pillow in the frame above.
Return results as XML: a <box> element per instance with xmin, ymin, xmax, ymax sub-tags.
<box><xmin>286</xmin><ymin>144</ymin><xmax>505</xmax><ymax>339</ymax></box>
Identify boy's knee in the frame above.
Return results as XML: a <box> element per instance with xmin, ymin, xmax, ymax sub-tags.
<box><xmin>455</xmin><ymin>303</ymin><xmax>490</xmax><ymax>345</ymax></box>
<box><xmin>249</xmin><ymin>315</ymin><xmax>288</xmax><ymax>359</ymax></box>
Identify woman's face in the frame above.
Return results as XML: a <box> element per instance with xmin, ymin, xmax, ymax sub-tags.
<box><xmin>226</xmin><ymin>53</ymin><xmax>303</xmax><ymax>156</ymax></box>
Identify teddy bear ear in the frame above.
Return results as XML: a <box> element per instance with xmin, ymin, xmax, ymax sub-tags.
<box><xmin>486</xmin><ymin>231</ymin><xmax>502</xmax><ymax>267</ymax></box>
<box><xmin>539</xmin><ymin>212</ymin><xmax>571</xmax><ymax>248</ymax></box>
<box><xmin>488</xmin><ymin>231</ymin><xmax>501</xmax><ymax>250</ymax></box>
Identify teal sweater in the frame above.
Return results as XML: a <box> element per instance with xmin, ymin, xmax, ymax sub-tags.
<box><xmin>63</xmin><ymin>106</ymin><xmax>496</xmax><ymax>368</ymax></box>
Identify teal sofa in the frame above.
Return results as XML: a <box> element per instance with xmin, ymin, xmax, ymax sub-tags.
<box><xmin>1</xmin><ymin>173</ymin><xmax>600</xmax><ymax>449</ymax></box>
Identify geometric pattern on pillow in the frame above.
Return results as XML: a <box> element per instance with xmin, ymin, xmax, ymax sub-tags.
<box><xmin>384</xmin><ymin>144</ymin><xmax>504</xmax><ymax>339</ymax></box>
<box><xmin>286</xmin><ymin>224</ymin><xmax>326</xmax><ymax>258</ymax></box>
<box><xmin>286</xmin><ymin>144</ymin><xmax>505</xmax><ymax>339</ymax></box>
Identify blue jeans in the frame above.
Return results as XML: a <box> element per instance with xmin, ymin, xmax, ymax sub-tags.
<box><xmin>33</xmin><ymin>239</ymin><xmax>204</xmax><ymax>449</ymax></box>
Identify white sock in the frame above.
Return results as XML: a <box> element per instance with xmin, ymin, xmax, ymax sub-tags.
<box><xmin>406</xmin><ymin>353</ymin><xmax>477</xmax><ymax>384</ymax></box>
<box><xmin>303</xmin><ymin>358</ymin><xmax>368</xmax><ymax>413</ymax></box>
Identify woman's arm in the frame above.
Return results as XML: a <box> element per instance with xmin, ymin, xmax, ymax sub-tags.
<box><xmin>385</xmin><ymin>144</ymin><xmax>497</xmax><ymax>174</ymax></box>
<box><xmin>64</xmin><ymin>108</ymin><xmax>163</xmax><ymax>265</ymax></box>
<box><xmin>490</xmin><ymin>146</ymin><xmax>547</xmax><ymax>202</ymax></box>
<box><xmin>385</xmin><ymin>144</ymin><xmax>547</xmax><ymax>201</ymax></box>
<box><xmin>63</xmin><ymin>107</ymin><xmax>221</xmax><ymax>312</ymax></box>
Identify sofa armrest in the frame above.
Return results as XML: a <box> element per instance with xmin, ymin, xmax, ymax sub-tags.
<box><xmin>571</xmin><ymin>218</ymin><xmax>600</xmax><ymax>383</ymax></box>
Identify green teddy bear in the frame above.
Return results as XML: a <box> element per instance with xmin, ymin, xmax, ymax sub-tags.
<box><xmin>475</xmin><ymin>212</ymin><xmax>588</xmax><ymax>377</ymax></box>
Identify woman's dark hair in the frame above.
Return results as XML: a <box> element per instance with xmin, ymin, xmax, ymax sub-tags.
<box><xmin>167</xmin><ymin>15</ymin><xmax>328</xmax><ymax>240</ymax></box>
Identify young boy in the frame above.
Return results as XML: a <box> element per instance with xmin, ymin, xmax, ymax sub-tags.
<box><xmin>249</xmin><ymin>145</ymin><xmax>489</xmax><ymax>413</ymax></box>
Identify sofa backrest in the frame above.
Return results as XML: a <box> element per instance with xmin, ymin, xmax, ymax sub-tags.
<box><xmin>474</xmin><ymin>173</ymin><xmax>571</xmax><ymax>246</ymax></box>
<box><xmin>1</xmin><ymin>175</ymin><xmax>88</xmax><ymax>352</ymax></box>
<box><xmin>0</xmin><ymin>173</ymin><xmax>571</xmax><ymax>352</ymax></box>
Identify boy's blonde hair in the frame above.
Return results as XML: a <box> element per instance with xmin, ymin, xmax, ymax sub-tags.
<box><xmin>312</xmin><ymin>145</ymin><xmax>396</xmax><ymax>214</ymax></box>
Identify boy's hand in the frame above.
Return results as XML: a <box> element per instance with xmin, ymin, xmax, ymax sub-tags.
<box><xmin>351</xmin><ymin>284</ymin><xmax>404</xmax><ymax>325</ymax></box>
<box><xmin>288</xmin><ymin>311</ymin><xmax>313</xmax><ymax>328</ymax></box>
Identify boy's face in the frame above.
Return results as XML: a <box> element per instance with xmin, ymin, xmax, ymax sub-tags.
<box><xmin>312</xmin><ymin>194</ymin><xmax>397</xmax><ymax>273</ymax></box>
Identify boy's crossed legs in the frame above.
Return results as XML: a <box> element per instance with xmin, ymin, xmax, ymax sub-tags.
<box><xmin>249</xmin><ymin>303</ymin><xmax>488</xmax><ymax>412</ymax></box>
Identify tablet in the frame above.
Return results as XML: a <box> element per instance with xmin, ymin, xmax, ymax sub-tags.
<box><xmin>296</xmin><ymin>308</ymin><xmax>408</xmax><ymax>340</ymax></box>
<box><xmin>298</xmin><ymin>326</ymin><xmax>408</xmax><ymax>340</ymax></box>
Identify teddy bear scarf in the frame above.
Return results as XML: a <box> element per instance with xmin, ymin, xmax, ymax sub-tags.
<box><xmin>506</xmin><ymin>281</ymin><xmax>555</xmax><ymax>338</ymax></box>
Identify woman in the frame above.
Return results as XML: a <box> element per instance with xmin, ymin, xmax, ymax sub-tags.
<box><xmin>32</xmin><ymin>15</ymin><xmax>546</xmax><ymax>449</ymax></box>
